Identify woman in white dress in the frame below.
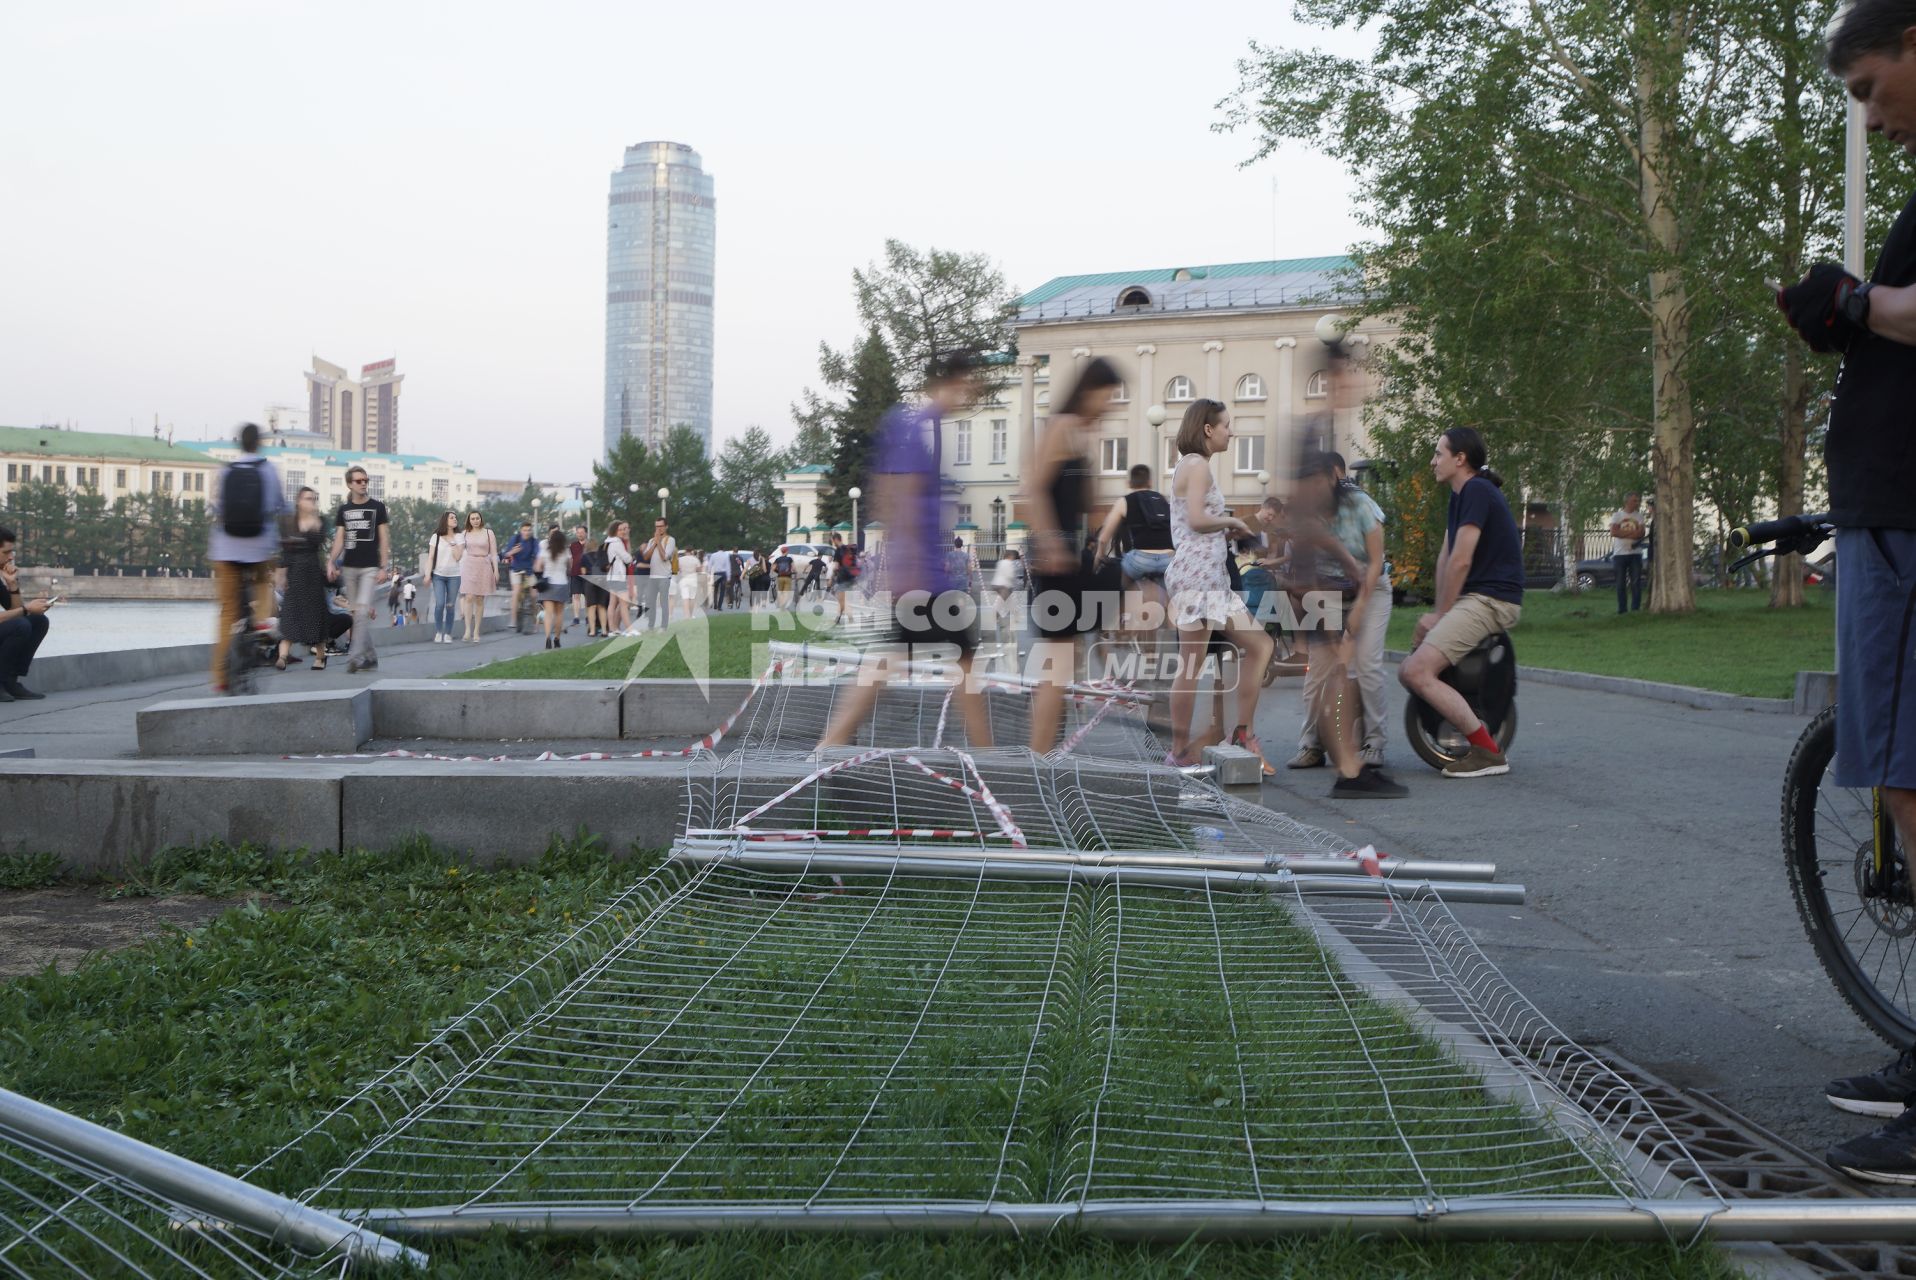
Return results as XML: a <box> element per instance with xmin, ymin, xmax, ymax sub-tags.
<box><xmin>675</xmin><ymin>547</ymin><xmax>702</xmax><ymax>622</ymax></box>
<box><xmin>1161</xmin><ymin>398</ymin><xmax>1274</xmax><ymax>770</ymax></box>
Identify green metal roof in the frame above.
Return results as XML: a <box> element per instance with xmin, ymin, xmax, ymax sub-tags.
<box><xmin>785</xmin><ymin>463</ymin><xmax>829</xmax><ymax>475</ymax></box>
<box><xmin>0</xmin><ymin>425</ymin><xmax>222</xmax><ymax>465</ymax></box>
<box><xmin>1018</xmin><ymin>255</ymin><xmax>1354</xmax><ymax>307</ymax></box>
<box><xmin>177</xmin><ymin>439</ymin><xmax>458</xmax><ymax>471</ymax></box>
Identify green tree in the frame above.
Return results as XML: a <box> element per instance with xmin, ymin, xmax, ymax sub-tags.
<box><xmin>715</xmin><ymin>425</ymin><xmax>790</xmax><ymax>550</ymax></box>
<box><xmin>851</xmin><ymin>239</ymin><xmax>1019</xmax><ymax>382</ymax></box>
<box><xmin>1224</xmin><ymin>0</ymin><xmax>1772</xmax><ymax>613</ymax></box>
<box><xmin>817</xmin><ymin>330</ymin><xmax>901</xmax><ymax>529</ymax></box>
<box><xmin>3</xmin><ymin>482</ymin><xmax>72</xmax><ymax>566</ymax></box>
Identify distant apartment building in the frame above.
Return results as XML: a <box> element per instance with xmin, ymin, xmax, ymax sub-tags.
<box><xmin>604</xmin><ymin>141</ymin><xmax>716</xmax><ymax>457</ymax></box>
<box><xmin>0</xmin><ymin>425</ymin><xmax>219</xmax><ymax>503</ymax></box>
<box><xmin>305</xmin><ymin>356</ymin><xmax>404</xmax><ymax>453</ymax></box>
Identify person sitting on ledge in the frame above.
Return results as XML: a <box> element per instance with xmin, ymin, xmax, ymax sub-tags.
<box><xmin>0</xmin><ymin>525</ymin><xmax>52</xmax><ymax>702</ymax></box>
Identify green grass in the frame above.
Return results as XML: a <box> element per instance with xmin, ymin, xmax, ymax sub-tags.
<box><xmin>0</xmin><ymin>842</ymin><xmax>1735</xmax><ymax>1278</ymax></box>
<box><xmin>1387</xmin><ymin>587</ymin><xmax>1834</xmax><ymax>699</ymax></box>
<box><xmin>457</xmin><ymin>609</ymin><xmax>839</xmax><ymax>682</ymax></box>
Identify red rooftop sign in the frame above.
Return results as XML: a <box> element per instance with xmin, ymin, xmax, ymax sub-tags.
<box><xmin>361</xmin><ymin>359</ymin><xmax>396</xmax><ymax>375</ymax></box>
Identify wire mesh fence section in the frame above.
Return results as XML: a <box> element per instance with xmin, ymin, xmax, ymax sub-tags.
<box><xmin>681</xmin><ymin>749</ymin><xmax>1342</xmax><ymax>859</ymax></box>
<box><xmin>0</xmin><ymin>1119</ymin><xmax>348</xmax><ymax>1280</ymax></box>
<box><xmin>261</xmin><ymin>859</ymin><xmax>1714</xmax><ymax>1228</ymax></box>
<box><xmin>724</xmin><ymin>671</ymin><xmax>1162</xmax><ymax>762</ymax></box>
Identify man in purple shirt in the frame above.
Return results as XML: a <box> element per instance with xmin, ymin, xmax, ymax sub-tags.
<box><xmin>817</xmin><ymin>352</ymin><xmax>993</xmax><ymax>750</ymax></box>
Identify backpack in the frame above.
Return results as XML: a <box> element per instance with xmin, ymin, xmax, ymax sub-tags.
<box><xmin>221</xmin><ymin>460</ymin><xmax>267</xmax><ymax>537</ymax></box>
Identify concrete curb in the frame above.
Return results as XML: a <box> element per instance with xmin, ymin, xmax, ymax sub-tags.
<box><xmin>1381</xmin><ymin>649</ymin><xmax>1799</xmax><ymax>715</ymax></box>
<box><xmin>28</xmin><ymin>612</ymin><xmax>516</xmax><ymax>695</ymax></box>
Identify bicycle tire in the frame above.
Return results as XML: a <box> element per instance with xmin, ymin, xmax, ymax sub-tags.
<box><xmin>1783</xmin><ymin>703</ymin><xmax>1916</xmax><ymax>1046</ymax></box>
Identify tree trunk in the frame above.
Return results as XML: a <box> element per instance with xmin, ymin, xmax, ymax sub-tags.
<box><xmin>1770</xmin><ymin>342</ymin><xmax>1810</xmax><ymax>607</ymax></box>
<box><xmin>1638</xmin><ymin>8</ymin><xmax>1697</xmax><ymax>614</ymax></box>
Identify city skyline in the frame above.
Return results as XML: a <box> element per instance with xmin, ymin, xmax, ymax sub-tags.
<box><xmin>0</xmin><ymin>2</ymin><xmax>1370</xmax><ymax>483</ymax></box>
<box><xmin>604</xmin><ymin>141</ymin><xmax>716</xmax><ymax>458</ymax></box>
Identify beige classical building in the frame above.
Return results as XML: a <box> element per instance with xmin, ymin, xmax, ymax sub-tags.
<box><xmin>1010</xmin><ymin>255</ymin><xmax>1395</xmax><ymax>521</ymax></box>
<box><xmin>0</xmin><ymin>425</ymin><xmax>220</xmax><ymax>503</ymax></box>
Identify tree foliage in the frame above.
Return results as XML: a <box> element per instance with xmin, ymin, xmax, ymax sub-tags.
<box><xmin>714</xmin><ymin>426</ymin><xmax>791</xmax><ymax>551</ymax></box>
<box><xmin>817</xmin><ymin>331</ymin><xmax>902</xmax><ymax>530</ymax></box>
<box><xmin>850</xmin><ymin>239</ymin><xmax>1019</xmax><ymax>383</ymax></box>
<box><xmin>588</xmin><ymin>427</ymin><xmax>746</xmax><ymax>552</ymax></box>
<box><xmin>1223</xmin><ymin>0</ymin><xmax>1878</xmax><ymax>610</ymax></box>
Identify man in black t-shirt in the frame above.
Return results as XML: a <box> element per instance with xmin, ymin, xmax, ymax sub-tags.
<box><xmin>1778</xmin><ymin>0</ymin><xmax>1916</xmax><ymax>1186</ymax></box>
<box><xmin>327</xmin><ymin>466</ymin><xmax>391</xmax><ymax>673</ymax></box>
<box><xmin>1397</xmin><ymin>427</ymin><xmax>1523</xmax><ymax>778</ymax></box>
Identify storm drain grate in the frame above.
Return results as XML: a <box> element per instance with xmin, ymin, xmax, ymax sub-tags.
<box><xmin>1594</xmin><ymin>1050</ymin><xmax>1916</xmax><ymax>1278</ymax></box>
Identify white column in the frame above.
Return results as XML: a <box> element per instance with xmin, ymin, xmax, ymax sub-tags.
<box><xmin>1273</xmin><ymin>337</ymin><xmax>1297</xmax><ymax>498</ymax></box>
<box><xmin>1202</xmin><ymin>341</ymin><xmax>1227</xmax><ymax>493</ymax></box>
<box><xmin>1016</xmin><ymin>353</ymin><xmax>1037</xmax><ymax>517</ymax></box>
<box><xmin>1134</xmin><ymin>344</ymin><xmax>1156</xmax><ymax>482</ymax></box>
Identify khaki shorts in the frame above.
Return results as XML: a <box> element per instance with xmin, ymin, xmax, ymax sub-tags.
<box><xmin>1423</xmin><ymin>593</ymin><xmax>1521</xmax><ymax>666</ymax></box>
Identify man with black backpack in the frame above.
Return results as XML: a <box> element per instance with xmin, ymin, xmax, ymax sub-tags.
<box><xmin>208</xmin><ymin>422</ymin><xmax>285</xmax><ymax>692</ymax></box>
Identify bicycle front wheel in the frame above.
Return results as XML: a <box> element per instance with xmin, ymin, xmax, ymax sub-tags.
<box><xmin>1784</xmin><ymin>704</ymin><xmax>1916</xmax><ymax>1046</ymax></box>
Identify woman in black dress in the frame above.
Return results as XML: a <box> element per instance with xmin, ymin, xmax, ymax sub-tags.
<box><xmin>1022</xmin><ymin>356</ymin><xmax>1125</xmax><ymax>753</ymax></box>
<box><xmin>277</xmin><ymin>486</ymin><xmax>334</xmax><ymax>670</ymax></box>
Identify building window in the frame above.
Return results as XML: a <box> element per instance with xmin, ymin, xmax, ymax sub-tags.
<box><xmin>954</xmin><ymin>419</ymin><xmax>972</xmax><ymax>465</ymax></box>
<box><xmin>1236</xmin><ymin>373</ymin><xmax>1266</xmax><ymax>401</ymax></box>
<box><xmin>990</xmin><ymin>418</ymin><xmax>1007</xmax><ymax>464</ymax></box>
<box><xmin>1099</xmin><ymin>438</ymin><xmax>1128</xmax><ymax>474</ymax></box>
<box><xmin>1117</xmin><ymin>286</ymin><xmax>1152</xmax><ymax>307</ymax></box>
<box><xmin>1035</xmin><ymin>356</ymin><xmax>1050</xmax><ymax>383</ymax></box>
<box><xmin>432</xmin><ymin>478</ymin><xmax>449</xmax><ymax>503</ymax></box>
<box><xmin>956</xmin><ymin>503</ymin><xmax>973</xmax><ymax>527</ymax></box>
<box><xmin>1306</xmin><ymin>370</ymin><xmax>1329</xmax><ymax>398</ymax></box>
<box><xmin>1165</xmin><ymin>437</ymin><xmax>1182</xmax><ymax>475</ymax></box>
<box><xmin>116</xmin><ymin>469</ymin><xmax>127</xmax><ymax>488</ymax></box>
<box><xmin>1111</xmin><ymin>380</ymin><xmax>1129</xmax><ymax>403</ymax></box>
<box><xmin>1166</xmin><ymin>375</ymin><xmax>1194</xmax><ymax>402</ymax></box>
<box><xmin>1234</xmin><ymin>434</ymin><xmax>1266</xmax><ymax>474</ymax></box>
<box><xmin>1035</xmin><ymin>390</ymin><xmax>1050</xmax><ymax>408</ymax></box>
<box><xmin>368</xmin><ymin>473</ymin><xmax>386</xmax><ymax>499</ymax></box>
<box><xmin>41</xmin><ymin>465</ymin><xmax>52</xmax><ymax>482</ymax></box>
<box><xmin>195</xmin><ymin>471</ymin><xmax>205</xmax><ymax>492</ymax></box>
<box><xmin>4</xmin><ymin>464</ymin><xmax>14</xmax><ymax>482</ymax></box>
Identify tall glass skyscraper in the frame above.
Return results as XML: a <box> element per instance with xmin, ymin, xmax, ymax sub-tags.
<box><xmin>604</xmin><ymin>142</ymin><xmax>716</xmax><ymax>457</ymax></box>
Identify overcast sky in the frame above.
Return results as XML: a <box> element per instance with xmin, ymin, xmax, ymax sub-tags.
<box><xmin>0</xmin><ymin>1</ymin><xmax>1369</xmax><ymax>482</ymax></box>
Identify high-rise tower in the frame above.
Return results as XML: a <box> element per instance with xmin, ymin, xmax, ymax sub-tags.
<box><xmin>604</xmin><ymin>141</ymin><xmax>716</xmax><ymax>457</ymax></box>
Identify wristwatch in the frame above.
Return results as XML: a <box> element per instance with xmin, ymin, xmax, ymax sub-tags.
<box><xmin>1842</xmin><ymin>280</ymin><xmax>1876</xmax><ymax>330</ymax></box>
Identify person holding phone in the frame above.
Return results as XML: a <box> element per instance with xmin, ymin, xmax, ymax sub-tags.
<box><xmin>0</xmin><ymin>524</ymin><xmax>52</xmax><ymax>701</ymax></box>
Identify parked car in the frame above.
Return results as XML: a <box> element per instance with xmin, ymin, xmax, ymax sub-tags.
<box><xmin>773</xmin><ymin>542</ymin><xmax>830</xmax><ymax>563</ymax></box>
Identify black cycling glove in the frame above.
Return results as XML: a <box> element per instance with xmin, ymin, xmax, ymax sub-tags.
<box><xmin>1778</xmin><ymin>262</ymin><xmax>1862</xmax><ymax>353</ymax></box>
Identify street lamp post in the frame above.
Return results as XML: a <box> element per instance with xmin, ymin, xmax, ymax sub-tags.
<box><xmin>531</xmin><ymin>497</ymin><xmax>542</xmax><ymax>533</ymax></box>
<box><xmin>1256</xmin><ymin>469</ymin><xmax>1271</xmax><ymax>500</ymax></box>
<box><xmin>657</xmin><ymin>486</ymin><xmax>670</xmax><ymax>520</ymax></box>
<box><xmin>627</xmin><ymin>483</ymin><xmax>639</xmax><ymax>522</ymax></box>
<box><xmin>583</xmin><ymin>497</ymin><xmax>593</xmax><ymax>541</ymax></box>
<box><xmin>848</xmin><ymin>486</ymin><xmax>861</xmax><ymax>545</ymax></box>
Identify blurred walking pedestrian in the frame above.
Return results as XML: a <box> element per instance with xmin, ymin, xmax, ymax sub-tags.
<box><xmin>209</xmin><ymin>423</ymin><xmax>285</xmax><ymax>692</ymax></box>
<box><xmin>1024</xmin><ymin>358</ymin><xmax>1125</xmax><ymax>753</ymax></box>
<box><xmin>457</xmin><ymin>510</ymin><xmax>498</xmax><ymax>642</ymax></box>
<box><xmin>818</xmin><ymin>352</ymin><xmax>992</xmax><ymax>750</ymax></box>
<box><xmin>568</xmin><ymin>524</ymin><xmax>588</xmax><ymax>629</ymax></box>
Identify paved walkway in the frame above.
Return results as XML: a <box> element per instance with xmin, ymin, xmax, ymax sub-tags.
<box><xmin>1245</xmin><ymin>669</ymin><xmax>1881</xmax><ymax>1164</ymax></box>
<box><xmin>0</xmin><ymin>618</ymin><xmax>561</xmax><ymax>758</ymax></box>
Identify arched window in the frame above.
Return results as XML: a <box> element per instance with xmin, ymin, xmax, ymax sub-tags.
<box><xmin>1235</xmin><ymin>373</ymin><xmax>1266</xmax><ymax>401</ymax></box>
<box><xmin>1111</xmin><ymin>380</ymin><xmax>1129</xmax><ymax>403</ymax></box>
<box><xmin>1305</xmin><ymin>370</ymin><xmax>1329</xmax><ymax>399</ymax></box>
<box><xmin>1035</xmin><ymin>389</ymin><xmax>1051</xmax><ymax>408</ymax></box>
<box><xmin>1117</xmin><ymin>286</ymin><xmax>1152</xmax><ymax>307</ymax></box>
<box><xmin>1165</xmin><ymin>375</ymin><xmax>1194</xmax><ymax>402</ymax></box>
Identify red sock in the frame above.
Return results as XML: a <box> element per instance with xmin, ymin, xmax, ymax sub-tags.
<box><xmin>1466</xmin><ymin>724</ymin><xmax>1498</xmax><ymax>753</ymax></box>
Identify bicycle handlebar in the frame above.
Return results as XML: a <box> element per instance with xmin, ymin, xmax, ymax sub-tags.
<box><xmin>1728</xmin><ymin>512</ymin><xmax>1831</xmax><ymax>550</ymax></box>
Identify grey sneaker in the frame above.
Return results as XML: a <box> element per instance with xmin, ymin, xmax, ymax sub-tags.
<box><xmin>1287</xmin><ymin>747</ymin><xmax>1326</xmax><ymax>770</ymax></box>
<box><xmin>1442</xmin><ymin>744</ymin><xmax>1509</xmax><ymax>778</ymax></box>
<box><xmin>1360</xmin><ymin>741</ymin><xmax>1385</xmax><ymax>767</ymax></box>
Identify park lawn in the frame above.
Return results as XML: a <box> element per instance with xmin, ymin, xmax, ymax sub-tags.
<box><xmin>455</xmin><ymin>608</ymin><xmax>833</xmax><ymax>681</ymax></box>
<box><xmin>0</xmin><ymin>843</ymin><xmax>1736</xmax><ymax>1280</ymax></box>
<box><xmin>1385</xmin><ymin>587</ymin><xmax>1835</xmax><ymax>699</ymax></box>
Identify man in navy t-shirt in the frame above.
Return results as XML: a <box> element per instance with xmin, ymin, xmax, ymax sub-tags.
<box><xmin>1397</xmin><ymin>427</ymin><xmax>1524</xmax><ymax>778</ymax></box>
